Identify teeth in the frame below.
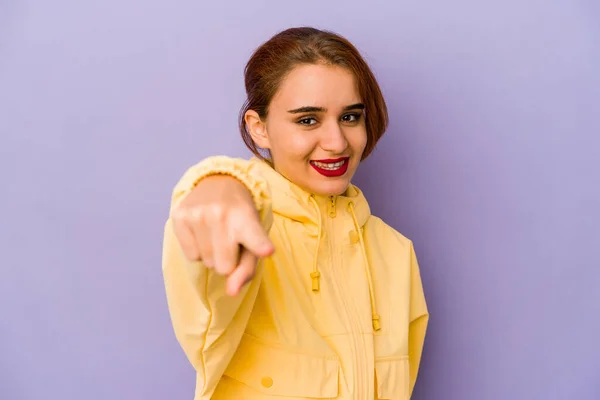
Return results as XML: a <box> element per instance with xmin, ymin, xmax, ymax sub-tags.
<box><xmin>312</xmin><ymin>160</ymin><xmax>346</xmax><ymax>170</ymax></box>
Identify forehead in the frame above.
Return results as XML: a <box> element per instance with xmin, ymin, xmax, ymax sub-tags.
<box><xmin>271</xmin><ymin>64</ymin><xmax>360</xmax><ymax>110</ymax></box>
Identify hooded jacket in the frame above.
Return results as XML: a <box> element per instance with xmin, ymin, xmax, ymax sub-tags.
<box><xmin>162</xmin><ymin>156</ymin><xmax>429</xmax><ymax>400</ymax></box>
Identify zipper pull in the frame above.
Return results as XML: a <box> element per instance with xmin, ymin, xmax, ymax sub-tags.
<box><xmin>328</xmin><ymin>196</ymin><xmax>337</xmax><ymax>218</ymax></box>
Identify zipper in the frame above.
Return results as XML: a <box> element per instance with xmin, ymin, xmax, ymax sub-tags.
<box><xmin>327</xmin><ymin>196</ymin><xmax>367</xmax><ymax>398</ymax></box>
<box><xmin>328</xmin><ymin>196</ymin><xmax>337</xmax><ymax>218</ymax></box>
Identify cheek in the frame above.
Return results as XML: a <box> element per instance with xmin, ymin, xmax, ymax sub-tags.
<box><xmin>287</xmin><ymin>135</ymin><xmax>316</xmax><ymax>157</ymax></box>
<box><xmin>269</xmin><ymin>123</ymin><xmax>314</xmax><ymax>158</ymax></box>
<box><xmin>350</xmin><ymin>128</ymin><xmax>368</xmax><ymax>154</ymax></box>
<box><xmin>269</xmin><ymin>124</ymin><xmax>315</xmax><ymax>158</ymax></box>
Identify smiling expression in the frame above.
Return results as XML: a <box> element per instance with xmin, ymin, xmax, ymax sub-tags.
<box><xmin>245</xmin><ymin>63</ymin><xmax>367</xmax><ymax>196</ymax></box>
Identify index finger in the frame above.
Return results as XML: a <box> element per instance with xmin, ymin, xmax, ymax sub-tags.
<box><xmin>226</xmin><ymin>249</ymin><xmax>258</xmax><ymax>296</ymax></box>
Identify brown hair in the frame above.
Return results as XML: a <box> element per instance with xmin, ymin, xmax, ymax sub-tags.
<box><xmin>239</xmin><ymin>27</ymin><xmax>388</xmax><ymax>160</ymax></box>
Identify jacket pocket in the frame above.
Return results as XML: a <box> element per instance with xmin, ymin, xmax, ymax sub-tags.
<box><xmin>224</xmin><ymin>334</ymin><xmax>340</xmax><ymax>398</ymax></box>
<box><xmin>375</xmin><ymin>356</ymin><xmax>410</xmax><ymax>400</ymax></box>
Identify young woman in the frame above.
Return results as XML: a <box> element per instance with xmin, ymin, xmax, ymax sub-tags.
<box><xmin>162</xmin><ymin>27</ymin><xmax>429</xmax><ymax>400</ymax></box>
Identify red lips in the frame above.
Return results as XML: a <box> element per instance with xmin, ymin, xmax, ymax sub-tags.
<box><xmin>309</xmin><ymin>157</ymin><xmax>350</xmax><ymax>177</ymax></box>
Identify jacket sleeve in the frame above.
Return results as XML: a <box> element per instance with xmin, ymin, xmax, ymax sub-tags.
<box><xmin>408</xmin><ymin>242</ymin><xmax>429</xmax><ymax>397</ymax></box>
<box><xmin>162</xmin><ymin>156</ymin><xmax>273</xmax><ymax>399</ymax></box>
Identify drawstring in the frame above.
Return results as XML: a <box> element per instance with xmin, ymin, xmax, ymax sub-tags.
<box><xmin>310</xmin><ymin>195</ymin><xmax>381</xmax><ymax>332</ymax></box>
<box><xmin>307</xmin><ymin>195</ymin><xmax>381</xmax><ymax>332</ymax></box>
<box><xmin>308</xmin><ymin>195</ymin><xmax>322</xmax><ymax>292</ymax></box>
<box><xmin>348</xmin><ymin>202</ymin><xmax>381</xmax><ymax>332</ymax></box>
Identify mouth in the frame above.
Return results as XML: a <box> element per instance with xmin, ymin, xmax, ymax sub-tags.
<box><xmin>309</xmin><ymin>157</ymin><xmax>350</xmax><ymax>177</ymax></box>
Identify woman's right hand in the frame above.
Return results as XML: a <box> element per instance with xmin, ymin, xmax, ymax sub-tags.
<box><xmin>170</xmin><ymin>175</ymin><xmax>274</xmax><ymax>296</ymax></box>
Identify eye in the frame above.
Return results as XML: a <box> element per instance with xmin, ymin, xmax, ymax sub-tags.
<box><xmin>297</xmin><ymin>116</ymin><xmax>318</xmax><ymax>126</ymax></box>
<box><xmin>341</xmin><ymin>113</ymin><xmax>362</xmax><ymax>123</ymax></box>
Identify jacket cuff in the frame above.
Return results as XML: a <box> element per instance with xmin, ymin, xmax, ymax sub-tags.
<box><xmin>171</xmin><ymin>156</ymin><xmax>270</xmax><ymax>216</ymax></box>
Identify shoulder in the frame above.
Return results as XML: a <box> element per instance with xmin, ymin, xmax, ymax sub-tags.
<box><xmin>365</xmin><ymin>214</ymin><xmax>413</xmax><ymax>251</ymax></box>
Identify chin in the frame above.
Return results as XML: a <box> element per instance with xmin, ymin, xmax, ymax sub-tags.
<box><xmin>311</xmin><ymin>180</ymin><xmax>351</xmax><ymax>197</ymax></box>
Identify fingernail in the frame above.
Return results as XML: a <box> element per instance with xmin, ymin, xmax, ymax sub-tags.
<box><xmin>227</xmin><ymin>283</ymin><xmax>238</xmax><ymax>297</ymax></box>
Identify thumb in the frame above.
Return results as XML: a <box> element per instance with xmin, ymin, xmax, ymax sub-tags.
<box><xmin>236</xmin><ymin>218</ymin><xmax>274</xmax><ymax>258</ymax></box>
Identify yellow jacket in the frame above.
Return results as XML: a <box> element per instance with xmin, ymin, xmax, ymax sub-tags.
<box><xmin>162</xmin><ymin>156</ymin><xmax>429</xmax><ymax>400</ymax></box>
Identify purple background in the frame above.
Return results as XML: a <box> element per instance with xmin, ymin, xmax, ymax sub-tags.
<box><xmin>1</xmin><ymin>1</ymin><xmax>599</xmax><ymax>399</ymax></box>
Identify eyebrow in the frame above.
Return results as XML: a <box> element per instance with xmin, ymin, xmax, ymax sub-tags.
<box><xmin>287</xmin><ymin>103</ymin><xmax>365</xmax><ymax>114</ymax></box>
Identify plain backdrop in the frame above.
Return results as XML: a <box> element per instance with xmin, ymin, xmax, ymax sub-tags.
<box><xmin>1</xmin><ymin>1</ymin><xmax>599</xmax><ymax>399</ymax></box>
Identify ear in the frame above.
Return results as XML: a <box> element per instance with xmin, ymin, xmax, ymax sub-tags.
<box><xmin>244</xmin><ymin>110</ymin><xmax>271</xmax><ymax>149</ymax></box>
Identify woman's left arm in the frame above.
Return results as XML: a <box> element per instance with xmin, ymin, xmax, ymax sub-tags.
<box><xmin>408</xmin><ymin>242</ymin><xmax>429</xmax><ymax>396</ymax></box>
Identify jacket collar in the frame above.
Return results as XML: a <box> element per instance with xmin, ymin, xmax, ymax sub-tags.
<box><xmin>251</xmin><ymin>157</ymin><xmax>371</xmax><ymax>227</ymax></box>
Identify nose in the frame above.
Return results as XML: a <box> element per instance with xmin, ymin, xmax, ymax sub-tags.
<box><xmin>319</xmin><ymin>121</ymin><xmax>348</xmax><ymax>154</ymax></box>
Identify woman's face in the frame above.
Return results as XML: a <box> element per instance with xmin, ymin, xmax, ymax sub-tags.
<box><xmin>245</xmin><ymin>64</ymin><xmax>367</xmax><ymax>196</ymax></box>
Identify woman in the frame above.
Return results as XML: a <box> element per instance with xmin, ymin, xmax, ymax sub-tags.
<box><xmin>162</xmin><ymin>27</ymin><xmax>429</xmax><ymax>400</ymax></box>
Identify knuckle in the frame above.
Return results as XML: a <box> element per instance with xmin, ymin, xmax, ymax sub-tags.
<box><xmin>173</xmin><ymin>206</ymin><xmax>206</xmax><ymax>225</ymax></box>
<box><xmin>229</xmin><ymin>203</ymin><xmax>251</xmax><ymax>219</ymax></box>
<box><xmin>170</xmin><ymin>206</ymin><xmax>187</xmax><ymax>222</ymax></box>
<box><xmin>207</xmin><ymin>204</ymin><xmax>228</xmax><ymax>222</ymax></box>
<box><xmin>190</xmin><ymin>207</ymin><xmax>207</xmax><ymax>223</ymax></box>
<box><xmin>231</xmin><ymin>214</ymin><xmax>254</xmax><ymax>234</ymax></box>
